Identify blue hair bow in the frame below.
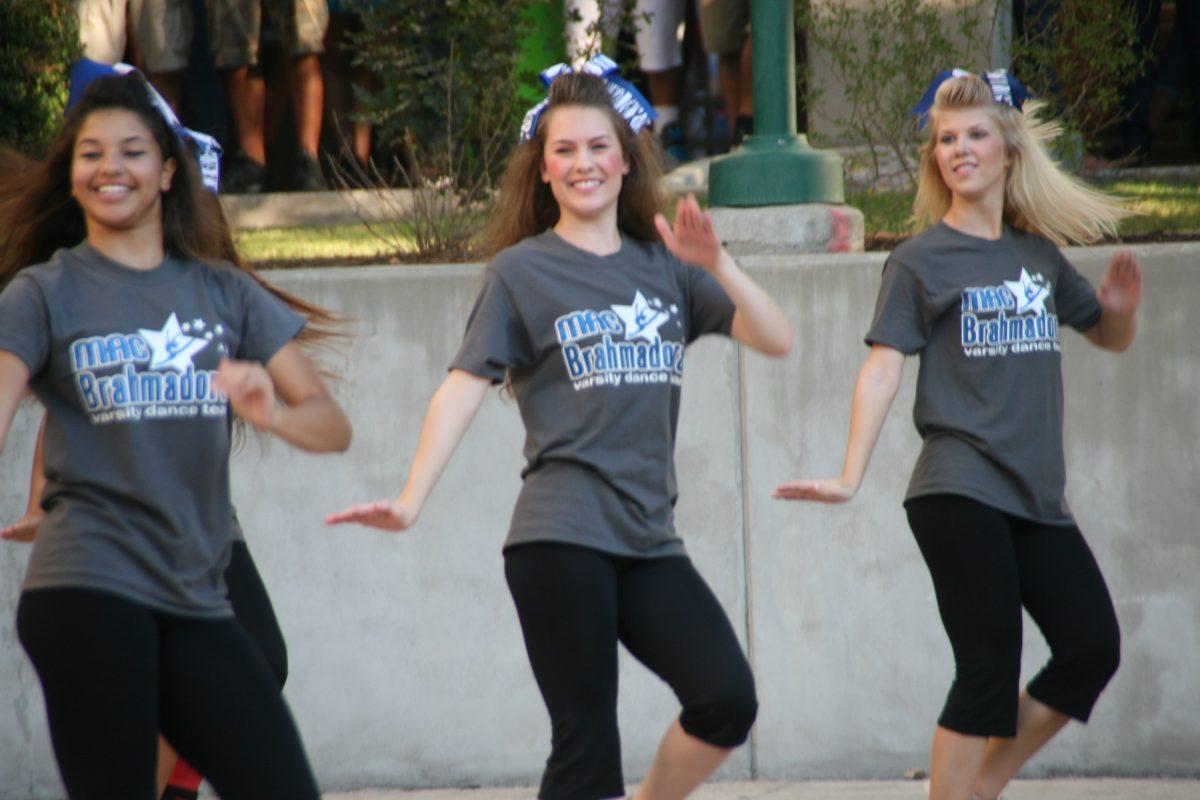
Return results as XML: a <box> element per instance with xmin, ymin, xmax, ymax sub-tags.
<box><xmin>911</xmin><ymin>68</ymin><xmax>1032</xmax><ymax>129</ymax></box>
<box><xmin>68</xmin><ymin>59</ymin><xmax>223</xmax><ymax>194</ymax></box>
<box><xmin>519</xmin><ymin>55</ymin><xmax>657</xmax><ymax>143</ymax></box>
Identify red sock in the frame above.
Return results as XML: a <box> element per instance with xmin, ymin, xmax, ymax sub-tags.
<box><xmin>166</xmin><ymin>757</ymin><xmax>203</xmax><ymax>791</ymax></box>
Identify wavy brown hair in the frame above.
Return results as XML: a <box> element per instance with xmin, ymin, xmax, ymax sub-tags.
<box><xmin>913</xmin><ymin>72</ymin><xmax>1130</xmax><ymax>246</ymax></box>
<box><xmin>0</xmin><ymin>73</ymin><xmax>339</xmax><ymax>347</ymax></box>
<box><xmin>485</xmin><ymin>72</ymin><xmax>666</xmax><ymax>256</ymax></box>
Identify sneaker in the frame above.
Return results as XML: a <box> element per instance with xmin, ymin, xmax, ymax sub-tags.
<box><xmin>220</xmin><ymin>152</ymin><xmax>266</xmax><ymax>194</ymax></box>
<box><xmin>292</xmin><ymin>151</ymin><xmax>328</xmax><ymax>192</ymax></box>
<box><xmin>659</xmin><ymin>121</ymin><xmax>689</xmax><ymax>168</ymax></box>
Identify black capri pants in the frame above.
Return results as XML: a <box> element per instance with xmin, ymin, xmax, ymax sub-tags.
<box><xmin>906</xmin><ymin>494</ymin><xmax>1121</xmax><ymax>738</ymax></box>
<box><xmin>504</xmin><ymin>542</ymin><xmax>758</xmax><ymax>800</ymax></box>
<box><xmin>226</xmin><ymin>539</ymin><xmax>288</xmax><ymax>688</ymax></box>
<box><xmin>16</xmin><ymin>568</ymin><xmax>316</xmax><ymax>799</ymax></box>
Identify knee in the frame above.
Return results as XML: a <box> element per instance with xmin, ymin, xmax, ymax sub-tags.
<box><xmin>680</xmin><ymin>671</ymin><xmax>758</xmax><ymax>748</ymax></box>
<box><xmin>1065</xmin><ymin>619</ymin><xmax>1121</xmax><ymax>686</ymax></box>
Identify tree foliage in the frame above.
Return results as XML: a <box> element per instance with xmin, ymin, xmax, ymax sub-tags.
<box><xmin>0</xmin><ymin>0</ymin><xmax>81</xmax><ymax>156</ymax></box>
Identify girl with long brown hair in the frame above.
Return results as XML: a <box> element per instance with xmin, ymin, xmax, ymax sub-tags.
<box><xmin>0</xmin><ymin>71</ymin><xmax>350</xmax><ymax>798</ymax></box>
<box><xmin>328</xmin><ymin>58</ymin><xmax>791</xmax><ymax>799</ymax></box>
<box><xmin>774</xmin><ymin>70</ymin><xmax>1142</xmax><ymax>800</ymax></box>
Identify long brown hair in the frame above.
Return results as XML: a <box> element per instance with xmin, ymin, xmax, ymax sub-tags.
<box><xmin>0</xmin><ymin>73</ymin><xmax>339</xmax><ymax>346</ymax></box>
<box><xmin>485</xmin><ymin>72</ymin><xmax>666</xmax><ymax>256</ymax></box>
<box><xmin>913</xmin><ymin>73</ymin><xmax>1129</xmax><ymax>246</ymax></box>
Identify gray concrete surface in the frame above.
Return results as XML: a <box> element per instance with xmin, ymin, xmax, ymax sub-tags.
<box><xmin>2</xmin><ymin>245</ymin><xmax>1198</xmax><ymax>798</ymax></box>
<box><xmin>709</xmin><ymin>205</ymin><xmax>865</xmax><ymax>254</ymax></box>
<box><xmin>326</xmin><ymin>779</ymin><xmax>1200</xmax><ymax>800</ymax></box>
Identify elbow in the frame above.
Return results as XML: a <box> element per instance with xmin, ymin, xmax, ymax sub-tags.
<box><xmin>766</xmin><ymin>331</ymin><xmax>794</xmax><ymax>358</ymax></box>
<box><xmin>331</xmin><ymin>413</ymin><xmax>353</xmax><ymax>453</ymax></box>
<box><xmin>755</xmin><ymin>325</ymin><xmax>794</xmax><ymax>358</ymax></box>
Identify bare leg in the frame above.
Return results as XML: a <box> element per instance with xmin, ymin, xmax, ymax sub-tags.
<box><xmin>223</xmin><ymin>66</ymin><xmax>266</xmax><ymax>165</ymax></box>
<box><xmin>928</xmin><ymin>725</ymin><xmax>987</xmax><ymax>800</ymax></box>
<box><xmin>632</xmin><ymin>719</ymin><xmax>733</xmax><ymax>800</ymax></box>
<box><xmin>646</xmin><ymin>67</ymin><xmax>682</xmax><ymax>108</ymax></box>
<box><xmin>717</xmin><ymin>51</ymin><xmax>741</xmax><ymax>123</ymax></box>
<box><xmin>290</xmin><ymin>54</ymin><xmax>324</xmax><ymax>158</ymax></box>
<box><xmin>737</xmin><ymin>38</ymin><xmax>753</xmax><ymax>118</ymax></box>
<box><xmin>156</xmin><ymin>736</ymin><xmax>178</xmax><ymax>797</ymax></box>
<box><xmin>147</xmin><ymin>71</ymin><xmax>184</xmax><ymax>114</ymax></box>
<box><xmin>973</xmin><ymin>692</ymin><xmax>1069</xmax><ymax>800</ymax></box>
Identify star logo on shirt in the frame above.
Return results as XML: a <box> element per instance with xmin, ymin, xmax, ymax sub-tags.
<box><xmin>612</xmin><ymin>291</ymin><xmax>671</xmax><ymax>342</ymax></box>
<box><xmin>139</xmin><ymin>313</ymin><xmax>210</xmax><ymax>371</ymax></box>
<box><xmin>1004</xmin><ymin>268</ymin><xmax>1051</xmax><ymax>315</ymax></box>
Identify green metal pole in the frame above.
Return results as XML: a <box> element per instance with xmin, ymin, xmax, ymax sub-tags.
<box><xmin>708</xmin><ymin>0</ymin><xmax>845</xmax><ymax>206</ymax></box>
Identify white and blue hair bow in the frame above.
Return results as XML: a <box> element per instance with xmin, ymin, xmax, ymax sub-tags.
<box><xmin>912</xmin><ymin>68</ymin><xmax>1032</xmax><ymax>129</ymax></box>
<box><xmin>68</xmin><ymin>59</ymin><xmax>223</xmax><ymax>194</ymax></box>
<box><xmin>519</xmin><ymin>55</ymin><xmax>657</xmax><ymax>143</ymax></box>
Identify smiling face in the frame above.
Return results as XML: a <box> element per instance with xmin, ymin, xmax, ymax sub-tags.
<box><xmin>933</xmin><ymin>107</ymin><xmax>1009</xmax><ymax>206</ymax></box>
<box><xmin>540</xmin><ymin>104</ymin><xmax>630</xmax><ymax>228</ymax></box>
<box><xmin>71</xmin><ymin>108</ymin><xmax>176</xmax><ymax>237</ymax></box>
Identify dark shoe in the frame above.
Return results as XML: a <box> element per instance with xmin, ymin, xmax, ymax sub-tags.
<box><xmin>220</xmin><ymin>152</ymin><xmax>266</xmax><ymax>194</ymax></box>
<box><xmin>292</xmin><ymin>151</ymin><xmax>328</xmax><ymax>192</ymax></box>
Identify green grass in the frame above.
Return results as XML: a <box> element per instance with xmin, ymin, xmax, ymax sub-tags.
<box><xmin>234</xmin><ymin>223</ymin><xmax>413</xmax><ymax>263</ymax></box>
<box><xmin>1106</xmin><ymin>180</ymin><xmax>1200</xmax><ymax>237</ymax></box>
<box><xmin>236</xmin><ymin>179</ymin><xmax>1200</xmax><ymax>264</ymax></box>
<box><xmin>847</xmin><ymin>179</ymin><xmax>1200</xmax><ymax>244</ymax></box>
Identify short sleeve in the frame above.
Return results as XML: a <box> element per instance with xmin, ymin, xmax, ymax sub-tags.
<box><xmin>0</xmin><ymin>275</ymin><xmax>51</xmax><ymax>375</ymax></box>
<box><xmin>449</xmin><ymin>269</ymin><xmax>533</xmax><ymax>383</ymax></box>
<box><xmin>864</xmin><ymin>258</ymin><xmax>932</xmax><ymax>354</ymax></box>
<box><xmin>684</xmin><ymin>261</ymin><xmax>736</xmax><ymax>343</ymax></box>
<box><xmin>1053</xmin><ymin>251</ymin><xmax>1102</xmax><ymax>332</ymax></box>
<box><xmin>235</xmin><ymin>273</ymin><xmax>306</xmax><ymax>363</ymax></box>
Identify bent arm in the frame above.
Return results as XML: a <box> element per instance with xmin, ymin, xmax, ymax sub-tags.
<box><xmin>715</xmin><ymin>250</ymin><xmax>794</xmax><ymax>357</ymax></box>
<box><xmin>262</xmin><ymin>343</ymin><xmax>352</xmax><ymax>452</ymax></box>
<box><xmin>0</xmin><ymin>350</ymin><xmax>31</xmax><ymax>456</ymax></box>
<box><xmin>2</xmin><ymin>411</ymin><xmax>46</xmax><ymax>543</ymax></box>
<box><xmin>215</xmin><ymin>342</ymin><xmax>352</xmax><ymax>453</ymax></box>
<box><xmin>774</xmin><ymin>344</ymin><xmax>905</xmax><ymax>502</ymax></box>
<box><xmin>325</xmin><ymin>369</ymin><xmax>491</xmax><ymax>530</ymax></box>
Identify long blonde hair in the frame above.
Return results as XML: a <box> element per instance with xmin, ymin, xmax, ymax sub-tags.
<box><xmin>913</xmin><ymin>73</ymin><xmax>1130</xmax><ymax>246</ymax></box>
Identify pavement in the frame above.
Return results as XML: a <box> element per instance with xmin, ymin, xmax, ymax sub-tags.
<box><xmin>325</xmin><ymin>778</ymin><xmax>1200</xmax><ymax>800</ymax></box>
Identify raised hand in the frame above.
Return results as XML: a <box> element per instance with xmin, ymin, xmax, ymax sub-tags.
<box><xmin>214</xmin><ymin>358</ymin><xmax>278</xmax><ymax>431</ymax></box>
<box><xmin>1098</xmin><ymin>250</ymin><xmax>1142</xmax><ymax>317</ymax></box>
<box><xmin>654</xmin><ymin>193</ymin><xmax>722</xmax><ymax>272</ymax></box>
<box><xmin>772</xmin><ymin>478</ymin><xmax>857</xmax><ymax>504</ymax></box>
<box><xmin>325</xmin><ymin>499</ymin><xmax>419</xmax><ymax>532</ymax></box>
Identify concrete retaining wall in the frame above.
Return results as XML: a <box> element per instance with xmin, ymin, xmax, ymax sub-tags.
<box><xmin>2</xmin><ymin>244</ymin><xmax>1197</xmax><ymax>797</ymax></box>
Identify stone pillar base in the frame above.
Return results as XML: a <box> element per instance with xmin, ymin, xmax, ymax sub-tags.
<box><xmin>709</xmin><ymin>204</ymin><xmax>865</xmax><ymax>255</ymax></box>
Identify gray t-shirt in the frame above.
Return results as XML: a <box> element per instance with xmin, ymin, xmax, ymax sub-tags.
<box><xmin>450</xmin><ymin>230</ymin><xmax>736</xmax><ymax>557</ymax></box>
<box><xmin>0</xmin><ymin>243</ymin><xmax>304</xmax><ymax>616</ymax></box>
<box><xmin>865</xmin><ymin>222</ymin><xmax>1102</xmax><ymax>523</ymax></box>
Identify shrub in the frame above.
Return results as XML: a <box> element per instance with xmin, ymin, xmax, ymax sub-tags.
<box><xmin>0</xmin><ymin>0</ymin><xmax>81</xmax><ymax>156</ymax></box>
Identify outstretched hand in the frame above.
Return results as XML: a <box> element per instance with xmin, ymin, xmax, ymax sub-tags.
<box><xmin>772</xmin><ymin>478</ymin><xmax>857</xmax><ymax>504</ymax></box>
<box><xmin>1</xmin><ymin>510</ymin><xmax>43</xmax><ymax>542</ymax></box>
<box><xmin>325</xmin><ymin>499</ymin><xmax>419</xmax><ymax>532</ymax></box>
<box><xmin>1098</xmin><ymin>250</ymin><xmax>1142</xmax><ymax>317</ymax></box>
<box><xmin>214</xmin><ymin>358</ymin><xmax>278</xmax><ymax>431</ymax></box>
<box><xmin>654</xmin><ymin>193</ymin><xmax>722</xmax><ymax>272</ymax></box>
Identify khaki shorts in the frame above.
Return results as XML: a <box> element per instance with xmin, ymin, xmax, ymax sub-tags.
<box><xmin>78</xmin><ymin>0</ymin><xmax>193</xmax><ymax>73</ymax></box>
<box><xmin>207</xmin><ymin>0</ymin><xmax>330</xmax><ymax>69</ymax></box>
<box><xmin>699</xmin><ymin>0</ymin><xmax>748</xmax><ymax>56</ymax></box>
